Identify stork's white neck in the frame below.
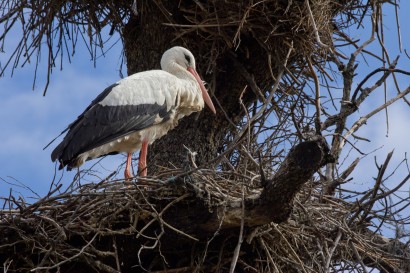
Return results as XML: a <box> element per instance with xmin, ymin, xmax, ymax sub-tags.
<box><xmin>159</xmin><ymin>46</ymin><xmax>205</xmax><ymax>113</ymax></box>
<box><xmin>161</xmin><ymin>61</ymin><xmax>193</xmax><ymax>82</ymax></box>
<box><xmin>166</xmin><ymin>65</ymin><xmax>204</xmax><ymax>114</ymax></box>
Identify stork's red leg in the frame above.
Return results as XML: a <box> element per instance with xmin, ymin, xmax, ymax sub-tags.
<box><xmin>138</xmin><ymin>140</ymin><xmax>149</xmax><ymax>176</ymax></box>
<box><xmin>124</xmin><ymin>152</ymin><xmax>133</xmax><ymax>179</ymax></box>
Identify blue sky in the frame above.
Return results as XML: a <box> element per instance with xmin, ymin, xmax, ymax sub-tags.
<box><xmin>0</xmin><ymin>3</ymin><xmax>409</xmax><ymax>205</ymax></box>
<box><xmin>0</xmin><ymin>29</ymin><xmax>125</xmax><ymax>198</ymax></box>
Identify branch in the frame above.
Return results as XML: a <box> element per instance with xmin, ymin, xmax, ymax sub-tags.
<box><xmin>30</xmin><ymin>233</ymin><xmax>98</xmax><ymax>272</ymax></box>
<box><xmin>342</xmin><ymin>86</ymin><xmax>410</xmax><ymax>144</ymax></box>
<box><xmin>163</xmin><ymin>136</ymin><xmax>331</xmax><ymax>232</ymax></box>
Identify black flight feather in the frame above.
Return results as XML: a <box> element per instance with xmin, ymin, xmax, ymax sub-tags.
<box><xmin>51</xmin><ymin>101</ymin><xmax>172</xmax><ymax>170</ymax></box>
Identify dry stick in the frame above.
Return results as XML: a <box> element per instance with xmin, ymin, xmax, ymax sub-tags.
<box><xmin>349</xmin><ymin>242</ymin><xmax>370</xmax><ymax>273</ymax></box>
<box><xmin>239</xmin><ymin>45</ymin><xmax>292</xmax><ymax>128</ymax></box>
<box><xmin>325</xmin><ymin>157</ymin><xmax>360</xmax><ymax>192</ymax></box>
<box><xmin>307</xmin><ymin>57</ymin><xmax>321</xmax><ymax>133</ymax></box>
<box><xmin>87</xmin><ymin>259</ymin><xmax>119</xmax><ymax>273</ymax></box>
<box><xmin>30</xmin><ymin>233</ymin><xmax>98</xmax><ymax>271</ymax></box>
<box><xmin>322</xmin><ymin>65</ymin><xmax>408</xmax><ymax>132</ymax></box>
<box><xmin>22</xmin><ymin>183</ymin><xmax>63</xmax><ymax>214</ymax></box>
<box><xmin>211</xmin><ymin>94</ymin><xmax>239</xmax><ymax>129</ymax></box>
<box><xmin>112</xmin><ymin>236</ymin><xmax>121</xmax><ymax>272</ymax></box>
<box><xmin>360</xmin><ymin>151</ymin><xmax>394</xmax><ymax>220</ymax></box>
<box><xmin>394</xmin><ymin>0</ymin><xmax>402</xmax><ymax>52</ymax></box>
<box><xmin>131</xmin><ymin>0</ymin><xmax>138</xmax><ymax>16</ymax></box>
<box><xmin>229</xmin><ymin>187</ymin><xmax>245</xmax><ymax>273</ymax></box>
<box><xmin>247</xmin><ymin>225</ymin><xmax>272</xmax><ymax>244</ymax></box>
<box><xmin>239</xmin><ymin>86</ymin><xmax>252</xmax><ymax>152</ymax></box>
<box><xmin>240</xmin><ymin>144</ymin><xmax>260</xmax><ymax>170</ymax></box>
<box><xmin>161</xmin><ymin>219</ymin><xmax>199</xmax><ymax>242</ymax></box>
<box><xmin>133</xmin><ymin>191</ymin><xmax>168</xmax><ymax>267</ymax></box>
<box><xmin>324</xmin><ymin>230</ymin><xmax>342</xmax><ymax>273</ymax></box>
<box><xmin>377</xmin><ymin>15</ymin><xmax>397</xmax><ymax>135</ymax></box>
<box><xmin>333</xmin><ymin>133</ymin><xmax>365</xmax><ymax>155</ymax></box>
<box><xmin>349</xmin><ymin>160</ymin><xmax>410</xmax><ymax>226</ymax></box>
<box><xmin>197</xmin><ymin>207</ymin><xmax>226</xmax><ymax>271</ymax></box>
<box><xmin>0</xmin><ymin>209</ymin><xmax>20</xmax><ymax>214</ymax></box>
<box><xmin>233</xmin><ymin>4</ymin><xmax>251</xmax><ymax>49</ymax></box>
<box><xmin>334</xmin><ymin>30</ymin><xmax>383</xmax><ymax>61</ymax></box>
<box><xmin>360</xmin><ymin>172</ymin><xmax>410</xmax><ymax>210</ymax></box>
<box><xmin>271</xmin><ymin>224</ymin><xmax>309</xmax><ymax>273</ymax></box>
<box><xmin>305</xmin><ymin>0</ymin><xmax>329</xmax><ymax>49</ymax></box>
<box><xmin>341</xmin><ymin>86</ymin><xmax>410</xmax><ymax>150</ymax></box>
<box><xmin>37</xmin><ymin>215</ymin><xmax>67</xmax><ymax>240</ymax></box>
<box><xmin>3</xmin><ymin>258</ymin><xmax>13</xmax><ymax>272</ymax></box>
<box><xmin>316</xmin><ymin>238</ymin><xmax>327</xmax><ymax>271</ymax></box>
<box><xmin>154</xmin><ymin>193</ymin><xmax>199</xmax><ymax>241</ymax></box>
<box><xmin>152</xmin><ymin>0</ymin><xmax>174</xmax><ymax>24</ymax></box>
<box><xmin>324</xmin><ymin>14</ymin><xmax>376</xmax><ymax>183</ymax></box>
<box><xmin>375</xmin><ymin>6</ymin><xmax>410</xmax><ymax>108</ymax></box>
<box><xmin>137</xmin><ymin>231</ymin><xmax>164</xmax><ymax>271</ymax></box>
<box><xmin>351</xmin><ymin>63</ymin><xmax>401</xmax><ymax>103</ymax></box>
<box><xmin>163</xmin><ymin>23</ymin><xmax>236</xmax><ymax>28</ymax></box>
<box><xmin>137</xmin><ymin>192</ymin><xmax>198</xmax><ymax>242</ymax></box>
<box><xmin>151</xmin><ymin>267</ymin><xmax>193</xmax><ymax>273</ymax></box>
<box><xmin>258</xmin><ymin>237</ymin><xmax>280</xmax><ymax>272</ymax></box>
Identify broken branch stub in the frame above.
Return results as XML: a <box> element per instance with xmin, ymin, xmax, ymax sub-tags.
<box><xmin>164</xmin><ymin>137</ymin><xmax>330</xmax><ymax>233</ymax></box>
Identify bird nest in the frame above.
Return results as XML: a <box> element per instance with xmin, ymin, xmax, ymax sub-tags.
<box><xmin>130</xmin><ymin>0</ymin><xmax>348</xmax><ymax>86</ymax></box>
<box><xmin>1</xmin><ymin>166</ymin><xmax>408</xmax><ymax>272</ymax></box>
<box><xmin>1</xmin><ymin>0</ymin><xmax>357</xmax><ymax>93</ymax></box>
<box><xmin>168</xmin><ymin>0</ymin><xmax>336</xmax><ymax>66</ymax></box>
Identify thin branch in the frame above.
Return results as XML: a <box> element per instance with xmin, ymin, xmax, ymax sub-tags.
<box><xmin>229</xmin><ymin>187</ymin><xmax>245</xmax><ymax>273</ymax></box>
<box><xmin>342</xmin><ymin>86</ymin><xmax>410</xmax><ymax>146</ymax></box>
<box><xmin>30</xmin><ymin>233</ymin><xmax>98</xmax><ymax>271</ymax></box>
<box><xmin>307</xmin><ymin>57</ymin><xmax>322</xmax><ymax>133</ymax></box>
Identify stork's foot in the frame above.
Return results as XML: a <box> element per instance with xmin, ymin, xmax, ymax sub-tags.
<box><xmin>138</xmin><ymin>167</ymin><xmax>147</xmax><ymax>177</ymax></box>
<box><xmin>124</xmin><ymin>169</ymin><xmax>133</xmax><ymax>180</ymax></box>
<box><xmin>124</xmin><ymin>152</ymin><xmax>134</xmax><ymax>181</ymax></box>
<box><xmin>138</xmin><ymin>140</ymin><xmax>148</xmax><ymax>177</ymax></box>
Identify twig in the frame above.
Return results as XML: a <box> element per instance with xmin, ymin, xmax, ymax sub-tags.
<box><xmin>305</xmin><ymin>0</ymin><xmax>329</xmax><ymax>49</ymax></box>
<box><xmin>271</xmin><ymin>224</ymin><xmax>309</xmax><ymax>273</ymax></box>
<box><xmin>307</xmin><ymin>57</ymin><xmax>322</xmax><ymax>133</ymax></box>
<box><xmin>229</xmin><ymin>187</ymin><xmax>245</xmax><ymax>273</ymax></box>
<box><xmin>349</xmin><ymin>242</ymin><xmax>369</xmax><ymax>273</ymax></box>
<box><xmin>324</xmin><ymin>230</ymin><xmax>342</xmax><ymax>273</ymax></box>
<box><xmin>342</xmin><ymin>86</ymin><xmax>410</xmax><ymax>148</ymax></box>
<box><xmin>30</xmin><ymin>233</ymin><xmax>98</xmax><ymax>271</ymax></box>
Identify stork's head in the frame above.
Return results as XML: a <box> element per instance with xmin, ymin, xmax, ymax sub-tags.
<box><xmin>161</xmin><ymin>46</ymin><xmax>216</xmax><ymax>114</ymax></box>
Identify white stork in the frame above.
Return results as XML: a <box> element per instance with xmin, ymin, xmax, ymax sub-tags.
<box><xmin>50</xmin><ymin>46</ymin><xmax>216</xmax><ymax>178</ymax></box>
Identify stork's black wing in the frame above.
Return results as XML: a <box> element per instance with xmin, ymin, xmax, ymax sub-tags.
<box><xmin>51</xmin><ymin>85</ymin><xmax>172</xmax><ymax>169</ymax></box>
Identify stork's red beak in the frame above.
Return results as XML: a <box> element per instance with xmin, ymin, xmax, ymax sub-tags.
<box><xmin>187</xmin><ymin>67</ymin><xmax>217</xmax><ymax>114</ymax></box>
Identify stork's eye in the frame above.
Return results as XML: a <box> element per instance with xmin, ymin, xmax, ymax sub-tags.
<box><xmin>184</xmin><ymin>54</ymin><xmax>191</xmax><ymax>65</ymax></box>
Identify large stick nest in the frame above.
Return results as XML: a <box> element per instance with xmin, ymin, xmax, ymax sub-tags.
<box><xmin>1</xmin><ymin>169</ymin><xmax>408</xmax><ymax>272</ymax></box>
<box><xmin>2</xmin><ymin>0</ymin><xmax>355</xmax><ymax>93</ymax></box>
<box><xmin>166</xmin><ymin>0</ymin><xmax>337</xmax><ymax>66</ymax></box>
